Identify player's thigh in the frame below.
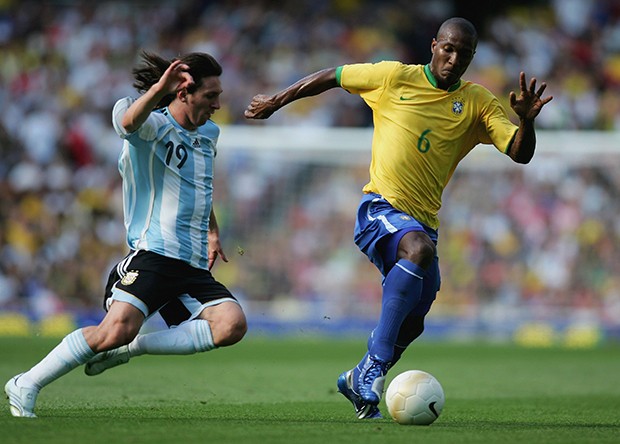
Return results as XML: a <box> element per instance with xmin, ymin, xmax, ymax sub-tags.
<box><xmin>158</xmin><ymin>271</ymin><xmax>240</xmax><ymax>327</ymax></box>
<box><xmin>112</xmin><ymin>269</ymin><xmax>178</xmax><ymax>316</ymax></box>
<box><xmin>198</xmin><ymin>300</ymin><xmax>247</xmax><ymax>331</ymax></box>
<box><xmin>355</xmin><ymin>193</ymin><xmax>437</xmax><ymax>276</ymax></box>
<box><xmin>104</xmin><ymin>251</ymin><xmax>186</xmax><ymax>317</ymax></box>
<box><xmin>197</xmin><ymin>300</ymin><xmax>246</xmax><ymax>325</ymax></box>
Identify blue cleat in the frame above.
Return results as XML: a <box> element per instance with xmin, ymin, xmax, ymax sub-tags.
<box><xmin>357</xmin><ymin>354</ymin><xmax>390</xmax><ymax>405</ymax></box>
<box><xmin>337</xmin><ymin>369</ymin><xmax>382</xmax><ymax>419</ymax></box>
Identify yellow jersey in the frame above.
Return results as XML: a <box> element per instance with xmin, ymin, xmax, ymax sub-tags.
<box><xmin>336</xmin><ymin>61</ymin><xmax>518</xmax><ymax>230</ymax></box>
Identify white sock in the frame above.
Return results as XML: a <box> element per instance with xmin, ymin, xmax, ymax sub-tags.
<box><xmin>20</xmin><ymin>329</ymin><xmax>95</xmax><ymax>390</ymax></box>
<box><xmin>128</xmin><ymin>319</ymin><xmax>215</xmax><ymax>357</ymax></box>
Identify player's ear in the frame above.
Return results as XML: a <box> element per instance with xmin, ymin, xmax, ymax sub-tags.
<box><xmin>431</xmin><ymin>38</ymin><xmax>437</xmax><ymax>54</ymax></box>
<box><xmin>177</xmin><ymin>87</ymin><xmax>188</xmax><ymax>103</ymax></box>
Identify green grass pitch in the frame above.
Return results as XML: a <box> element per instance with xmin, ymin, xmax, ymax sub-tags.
<box><xmin>1</xmin><ymin>336</ymin><xmax>619</xmax><ymax>443</ymax></box>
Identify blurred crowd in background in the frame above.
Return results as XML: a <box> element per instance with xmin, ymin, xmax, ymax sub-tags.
<box><xmin>0</xmin><ymin>0</ymin><xmax>619</xmax><ymax>332</ymax></box>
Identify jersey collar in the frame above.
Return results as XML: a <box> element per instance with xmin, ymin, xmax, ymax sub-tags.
<box><xmin>424</xmin><ymin>64</ymin><xmax>461</xmax><ymax>92</ymax></box>
<box><xmin>162</xmin><ymin>107</ymin><xmax>191</xmax><ymax>132</ymax></box>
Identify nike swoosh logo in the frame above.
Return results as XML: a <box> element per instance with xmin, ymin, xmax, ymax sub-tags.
<box><xmin>400</xmin><ymin>96</ymin><xmax>414</xmax><ymax>101</ymax></box>
<box><xmin>429</xmin><ymin>401</ymin><xmax>439</xmax><ymax>417</ymax></box>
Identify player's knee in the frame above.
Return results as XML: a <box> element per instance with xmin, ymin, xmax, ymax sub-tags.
<box><xmin>213</xmin><ymin>314</ymin><xmax>247</xmax><ymax>347</ymax></box>
<box><xmin>398</xmin><ymin>233</ymin><xmax>436</xmax><ymax>269</ymax></box>
<box><xmin>91</xmin><ymin>300</ymin><xmax>143</xmax><ymax>351</ymax></box>
<box><xmin>226</xmin><ymin>315</ymin><xmax>248</xmax><ymax>345</ymax></box>
<box><xmin>200</xmin><ymin>302</ymin><xmax>247</xmax><ymax>348</ymax></box>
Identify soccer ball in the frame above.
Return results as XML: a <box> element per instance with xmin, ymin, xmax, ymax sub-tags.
<box><xmin>385</xmin><ymin>370</ymin><xmax>445</xmax><ymax>425</ymax></box>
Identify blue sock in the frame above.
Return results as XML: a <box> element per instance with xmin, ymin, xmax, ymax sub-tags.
<box><xmin>368</xmin><ymin>259</ymin><xmax>425</xmax><ymax>362</ymax></box>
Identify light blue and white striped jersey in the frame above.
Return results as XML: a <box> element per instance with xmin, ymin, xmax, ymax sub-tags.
<box><xmin>112</xmin><ymin>97</ymin><xmax>219</xmax><ymax>270</ymax></box>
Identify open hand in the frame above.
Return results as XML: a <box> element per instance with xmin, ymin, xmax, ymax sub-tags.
<box><xmin>510</xmin><ymin>72</ymin><xmax>553</xmax><ymax>121</ymax></box>
<box><xmin>158</xmin><ymin>59</ymin><xmax>194</xmax><ymax>96</ymax></box>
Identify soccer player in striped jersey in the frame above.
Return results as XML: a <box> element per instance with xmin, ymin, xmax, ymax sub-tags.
<box><xmin>5</xmin><ymin>51</ymin><xmax>247</xmax><ymax>418</ymax></box>
<box><xmin>245</xmin><ymin>17</ymin><xmax>552</xmax><ymax>419</ymax></box>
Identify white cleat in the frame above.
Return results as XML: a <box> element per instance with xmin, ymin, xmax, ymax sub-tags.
<box><xmin>84</xmin><ymin>345</ymin><xmax>130</xmax><ymax>376</ymax></box>
<box><xmin>5</xmin><ymin>374</ymin><xmax>39</xmax><ymax>418</ymax></box>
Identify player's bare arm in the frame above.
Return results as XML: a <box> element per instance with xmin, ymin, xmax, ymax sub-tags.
<box><xmin>507</xmin><ymin>72</ymin><xmax>553</xmax><ymax>164</ymax></box>
<box><xmin>122</xmin><ymin>60</ymin><xmax>194</xmax><ymax>133</ymax></box>
<box><xmin>244</xmin><ymin>68</ymin><xmax>339</xmax><ymax>119</ymax></box>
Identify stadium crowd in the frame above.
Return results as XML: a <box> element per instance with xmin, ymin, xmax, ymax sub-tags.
<box><xmin>0</xmin><ymin>0</ymin><xmax>619</xmax><ymax>332</ymax></box>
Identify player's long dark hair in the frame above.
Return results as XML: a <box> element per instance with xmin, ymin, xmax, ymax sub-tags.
<box><xmin>132</xmin><ymin>51</ymin><xmax>223</xmax><ymax>109</ymax></box>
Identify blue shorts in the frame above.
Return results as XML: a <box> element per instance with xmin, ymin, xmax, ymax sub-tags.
<box><xmin>354</xmin><ymin>193</ymin><xmax>440</xmax><ymax>316</ymax></box>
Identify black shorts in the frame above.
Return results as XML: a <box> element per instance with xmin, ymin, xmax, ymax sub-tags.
<box><xmin>104</xmin><ymin>250</ymin><xmax>237</xmax><ymax>327</ymax></box>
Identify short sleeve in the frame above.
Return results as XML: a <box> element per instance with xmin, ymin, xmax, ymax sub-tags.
<box><xmin>112</xmin><ymin>97</ymin><xmax>134</xmax><ymax>138</ymax></box>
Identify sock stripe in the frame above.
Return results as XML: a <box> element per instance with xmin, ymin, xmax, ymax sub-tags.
<box><xmin>66</xmin><ymin>330</ymin><xmax>95</xmax><ymax>362</ymax></box>
<box><xmin>194</xmin><ymin>320</ymin><xmax>215</xmax><ymax>352</ymax></box>
<box><xmin>395</xmin><ymin>262</ymin><xmax>424</xmax><ymax>279</ymax></box>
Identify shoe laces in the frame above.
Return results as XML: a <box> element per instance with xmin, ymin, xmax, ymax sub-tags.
<box><xmin>362</xmin><ymin>355</ymin><xmax>389</xmax><ymax>385</ymax></box>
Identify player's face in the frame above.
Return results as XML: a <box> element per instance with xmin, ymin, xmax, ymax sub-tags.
<box><xmin>430</xmin><ymin>28</ymin><xmax>476</xmax><ymax>90</ymax></box>
<box><xmin>185</xmin><ymin>76</ymin><xmax>222</xmax><ymax>128</ymax></box>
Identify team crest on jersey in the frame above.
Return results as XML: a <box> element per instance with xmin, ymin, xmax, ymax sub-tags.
<box><xmin>121</xmin><ymin>270</ymin><xmax>139</xmax><ymax>286</ymax></box>
<box><xmin>452</xmin><ymin>97</ymin><xmax>465</xmax><ymax>115</ymax></box>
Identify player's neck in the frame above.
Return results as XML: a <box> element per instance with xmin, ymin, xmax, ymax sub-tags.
<box><xmin>168</xmin><ymin>103</ymin><xmax>197</xmax><ymax>131</ymax></box>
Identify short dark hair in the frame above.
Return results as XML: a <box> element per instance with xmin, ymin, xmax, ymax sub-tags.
<box><xmin>437</xmin><ymin>17</ymin><xmax>478</xmax><ymax>46</ymax></box>
<box><xmin>131</xmin><ymin>51</ymin><xmax>222</xmax><ymax>108</ymax></box>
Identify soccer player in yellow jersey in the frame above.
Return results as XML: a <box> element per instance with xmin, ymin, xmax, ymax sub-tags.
<box><xmin>245</xmin><ymin>17</ymin><xmax>552</xmax><ymax>419</ymax></box>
